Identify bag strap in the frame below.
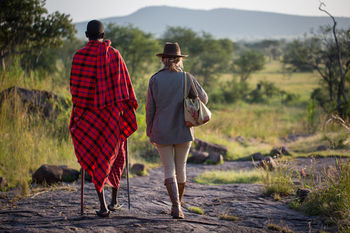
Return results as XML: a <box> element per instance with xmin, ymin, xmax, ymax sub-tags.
<box><xmin>184</xmin><ymin>72</ymin><xmax>199</xmax><ymax>98</ymax></box>
<box><xmin>184</xmin><ymin>72</ymin><xmax>187</xmax><ymax>100</ymax></box>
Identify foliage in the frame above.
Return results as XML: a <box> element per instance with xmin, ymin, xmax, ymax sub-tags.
<box><xmin>282</xmin><ymin>40</ymin><xmax>314</xmax><ymax>72</ymax></box>
<box><xmin>306</xmin><ymin>99</ymin><xmax>319</xmax><ymax>133</ymax></box>
<box><xmin>299</xmin><ymin>161</ymin><xmax>350</xmax><ymax>230</ymax></box>
<box><xmin>194</xmin><ymin>169</ymin><xmax>264</xmax><ymax>185</ymax></box>
<box><xmin>220</xmin><ymin>79</ymin><xmax>250</xmax><ymax>103</ymax></box>
<box><xmin>21</xmin><ymin>38</ymin><xmax>85</xmax><ymax>74</ymax></box>
<box><xmin>161</xmin><ymin>26</ymin><xmax>234</xmax><ymax>88</ymax></box>
<box><xmin>282</xmin><ymin>26</ymin><xmax>350</xmax><ymax>116</ymax></box>
<box><xmin>233</xmin><ymin>50</ymin><xmax>265</xmax><ymax>82</ymax></box>
<box><xmin>246</xmin><ymin>81</ymin><xmax>298</xmax><ymax>104</ymax></box>
<box><xmin>0</xmin><ymin>0</ymin><xmax>76</xmax><ymax>69</ymax></box>
<box><xmin>263</xmin><ymin>166</ymin><xmax>296</xmax><ymax>197</ymax></box>
<box><xmin>105</xmin><ymin>23</ymin><xmax>161</xmax><ymax>81</ymax></box>
<box><xmin>0</xmin><ymin>77</ymin><xmax>76</xmax><ymax>190</ymax></box>
<box><xmin>242</xmin><ymin>39</ymin><xmax>282</xmax><ymax>61</ymax></box>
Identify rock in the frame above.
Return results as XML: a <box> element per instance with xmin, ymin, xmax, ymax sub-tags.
<box><xmin>0</xmin><ymin>177</ymin><xmax>8</xmax><ymax>190</ymax></box>
<box><xmin>0</xmin><ymin>86</ymin><xmax>69</xmax><ymax>119</ymax></box>
<box><xmin>281</xmin><ymin>146</ymin><xmax>291</xmax><ymax>155</ymax></box>
<box><xmin>257</xmin><ymin>156</ymin><xmax>277</xmax><ymax>170</ymax></box>
<box><xmin>61</xmin><ymin>167</ymin><xmax>79</xmax><ymax>182</ymax></box>
<box><xmin>131</xmin><ymin>163</ymin><xmax>146</xmax><ymax>176</ymax></box>
<box><xmin>194</xmin><ymin>138</ymin><xmax>227</xmax><ymax>156</ymax></box>
<box><xmin>251</xmin><ymin>152</ymin><xmax>264</xmax><ymax>161</ymax></box>
<box><xmin>270</xmin><ymin>146</ymin><xmax>291</xmax><ymax>158</ymax></box>
<box><xmin>206</xmin><ymin>152</ymin><xmax>224</xmax><ymax>165</ymax></box>
<box><xmin>235</xmin><ymin>136</ymin><xmax>246</xmax><ymax>145</ymax></box>
<box><xmin>32</xmin><ymin>165</ymin><xmax>63</xmax><ymax>185</ymax></box>
<box><xmin>187</xmin><ymin>151</ymin><xmax>209</xmax><ymax>164</ymax></box>
<box><xmin>32</xmin><ymin>164</ymin><xmax>79</xmax><ymax>185</ymax></box>
<box><xmin>316</xmin><ymin>145</ymin><xmax>328</xmax><ymax>151</ymax></box>
<box><xmin>296</xmin><ymin>188</ymin><xmax>311</xmax><ymax>202</ymax></box>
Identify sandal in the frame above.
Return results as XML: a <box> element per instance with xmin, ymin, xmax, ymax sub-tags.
<box><xmin>96</xmin><ymin>210</ymin><xmax>110</xmax><ymax>218</ymax></box>
<box><xmin>108</xmin><ymin>203</ymin><xmax>123</xmax><ymax>211</ymax></box>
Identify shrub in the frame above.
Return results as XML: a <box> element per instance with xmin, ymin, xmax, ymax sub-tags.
<box><xmin>263</xmin><ymin>166</ymin><xmax>295</xmax><ymax>197</ymax></box>
<box><xmin>300</xmin><ymin>161</ymin><xmax>350</xmax><ymax>229</ymax></box>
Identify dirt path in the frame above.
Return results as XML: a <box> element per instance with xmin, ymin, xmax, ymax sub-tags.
<box><xmin>0</xmin><ymin>158</ymin><xmax>342</xmax><ymax>233</ymax></box>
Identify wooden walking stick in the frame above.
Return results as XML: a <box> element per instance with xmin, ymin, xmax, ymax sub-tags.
<box><xmin>126</xmin><ymin>140</ymin><xmax>131</xmax><ymax>211</ymax></box>
<box><xmin>81</xmin><ymin>169</ymin><xmax>84</xmax><ymax>215</ymax></box>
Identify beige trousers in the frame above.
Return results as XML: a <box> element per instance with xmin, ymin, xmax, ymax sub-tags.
<box><xmin>156</xmin><ymin>141</ymin><xmax>192</xmax><ymax>183</ymax></box>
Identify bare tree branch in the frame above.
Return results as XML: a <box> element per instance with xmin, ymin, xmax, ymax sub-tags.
<box><xmin>319</xmin><ymin>1</ymin><xmax>347</xmax><ymax>107</ymax></box>
<box><xmin>325</xmin><ymin>114</ymin><xmax>350</xmax><ymax>132</ymax></box>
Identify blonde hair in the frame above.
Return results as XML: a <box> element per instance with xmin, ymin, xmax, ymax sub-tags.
<box><xmin>161</xmin><ymin>57</ymin><xmax>183</xmax><ymax>72</ymax></box>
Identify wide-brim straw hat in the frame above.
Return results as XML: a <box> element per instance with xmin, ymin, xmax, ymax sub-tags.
<box><xmin>156</xmin><ymin>42</ymin><xmax>188</xmax><ymax>58</ymax></box>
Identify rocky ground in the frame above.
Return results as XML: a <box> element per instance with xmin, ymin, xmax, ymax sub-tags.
<box><xmin>0</xmin><ymin>157</ymin><xmax>347</xmax><ymax>233</ymax></box>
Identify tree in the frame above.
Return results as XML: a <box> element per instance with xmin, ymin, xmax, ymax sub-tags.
<box><xmin>105</xmin><ymin>24</ymin><xmax>161</xmax><ymax>80</ymax></box>
<box><xmin>0</xmin><ymin>0</ymin><xmax>75</xmax><ymax>70</ymax></box>
<box><xmin>161</xmin><ymin>27</ymin><xmax>234</xmax><ymax>88</ymax></box>
<box><xmin>282</xmin><ymin>27</ymin><xmax>350</xmax><ymax>114</ymax></box>
<box><xmin>244</xmin><ymin>39</ymin><xmax>282</xmax><ymax>61</ymax></box>
<box><xmin>233</xmin><ymin>50</ymin><xmax>265</xmax><ymax>82</ymax></box>
<box><xmin>282</xmin><ymin>40</ymin><xmax>315</xmax><ymax>72</ymax></box>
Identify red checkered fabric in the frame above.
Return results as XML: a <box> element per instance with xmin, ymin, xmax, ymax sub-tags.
<box><xmin>69</xmin><ymin>40</ymin><xmax>137</xmax><ymax>192</ymax></box>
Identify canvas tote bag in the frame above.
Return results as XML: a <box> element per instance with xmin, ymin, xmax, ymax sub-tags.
<box><xmin>183</xmin><ymin>72</ymin><xmax>211</xmax><ymax>127</ymax></box>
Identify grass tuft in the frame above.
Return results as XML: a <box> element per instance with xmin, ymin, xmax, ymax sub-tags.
<box><xmin>300</xmin><ymin>161</ymin><xmax>350</xmax><ymax>230</ymax></box>
<box><xmin>219</xmin><ymin>214</ymin><xmax>239</xmax><ymax>221</ymax></box>
<box><xmin>263</xmin><ymin>166</ymin><xmax>295</xmax><ymax>197</ymax></box>
<box><xmin>188</xmin><ymin>206</ymin><xmax>204</xmax><ymax>215</ymax></box>
<box><xmin>267</xmin><ymin>223</ymin><xmax>295</xmax><ymax>233</ymax></box>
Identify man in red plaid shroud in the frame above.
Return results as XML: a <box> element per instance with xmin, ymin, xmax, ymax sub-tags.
<box><xmin>69</xmin><ymin>20</ymin><xmax>138</xmax><ymax>217</ymax></box>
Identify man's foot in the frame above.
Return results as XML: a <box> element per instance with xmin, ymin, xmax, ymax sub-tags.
<box><xmin>108</xmin><ymin>203</ymin><xmax>123</xmax><ymax>211</ymax></box>
<box><xmin>96</xmin><ymin>209</ymin><xmax>110</xmax><ymax>217</ymax></box>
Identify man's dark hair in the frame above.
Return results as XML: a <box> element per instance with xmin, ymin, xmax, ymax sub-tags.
<box><xmin>85</xmin><ymin>20</ymin><xmax>104</xmax><ymax>40</ymax></box>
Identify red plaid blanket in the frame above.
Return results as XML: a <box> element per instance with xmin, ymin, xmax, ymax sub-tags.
<box><xmin>69</xmin><ymin>40</ymin><xmax>137</xmax><ymax>192</ymax></box>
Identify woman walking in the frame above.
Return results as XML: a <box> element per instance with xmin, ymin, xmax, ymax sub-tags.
<box><xmin>146</xmin><ymin>42</ymin><xmax>208</xmax><ymax>219</ymax></box>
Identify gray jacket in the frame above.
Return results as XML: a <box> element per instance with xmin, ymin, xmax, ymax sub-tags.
<box><xmin>146</xmin><ymin>69</ymin><xmax>208</xmax><ymax>145</ymax></box>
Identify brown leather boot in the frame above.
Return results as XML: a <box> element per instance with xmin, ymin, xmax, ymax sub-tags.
<box><xmin>178</xmin><ymin>182</ymin><xmax>186</xmax><ymax>206</ymax></box>
<box><xmin>164</xmin><ymin>177</ymin><xmax>184</xmax><ymax>219</ymax></box>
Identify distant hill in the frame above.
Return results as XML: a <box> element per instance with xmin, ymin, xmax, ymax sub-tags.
<box><xmin>75</xmin><ymin>6</ymin><xmax>350</xmax><ymax>40</ymax></box>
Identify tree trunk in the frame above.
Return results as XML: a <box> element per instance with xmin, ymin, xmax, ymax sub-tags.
<box><xmin>319</xmin><ymin>2</ymin><xmax>347</xmax><ymax>108</ymax></box>
<box><xmin>328</xmin><ymin>81</ymin><xmax>333</xmax><ymax>101</ymax></box>
<box><xmin>0</xmin><ymin>50</ymin><xmax>5</xmax><ymax>71</ymax></box>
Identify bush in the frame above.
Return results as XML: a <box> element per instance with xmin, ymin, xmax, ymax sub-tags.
<box><xmin>263</xmin><ymin>166</ymin><xmax>295</xmax><ymax>197</ymax></box>
<box><xmin>300</xmin><ymin>161</ymin><xmax>350</xmax><ymax>229</ymax></box>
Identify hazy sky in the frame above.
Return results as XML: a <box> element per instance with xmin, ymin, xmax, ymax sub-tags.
<box><xmin>45</xmin><ymin>0</ymin><xmax>350</xmax><ymax>23</ymax></box>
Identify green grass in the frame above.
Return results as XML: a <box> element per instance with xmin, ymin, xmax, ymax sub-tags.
<box><xmin>221</xmin><ymin>60</ymin><xmax>320</xmax><ymax>102</ymax></box>
<box><xmin>194</xmin><ymin>169</ymin><xmax>265</xmax><ymax>185</ymax></box>
<box><xmin>263</xmin><ymin>166</ymin><xmax>296</xmax><ymax>197</ymax></box>
<box><xmin>188</xmin><ymin>206</ymin><xmax>204</xmax><ymax>215</ymax></box>
<box><xmin>0</xmin><ymin>93</ymin><xmax>77</xmax><ymax>191</ymax></box>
